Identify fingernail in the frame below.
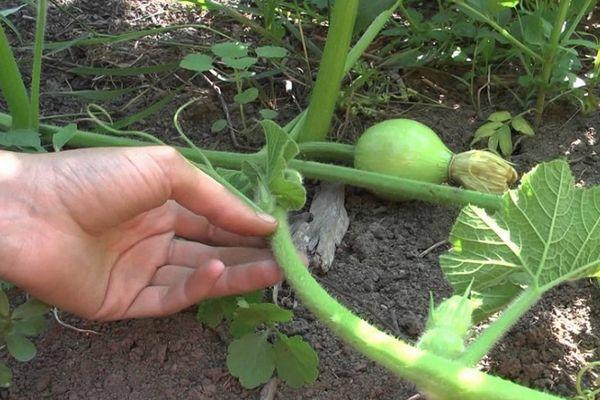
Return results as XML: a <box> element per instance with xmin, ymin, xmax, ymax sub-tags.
<box><xmin>257</xmin><ymin>212</ymin><xmax>277</xmax><ymax>224</ymax></box>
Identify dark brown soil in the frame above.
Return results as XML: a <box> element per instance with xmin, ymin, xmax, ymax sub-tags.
<box><xmin>2</xmin><ymin>1</ymin><xmax>600</xmax><ymax>399</ymax></box>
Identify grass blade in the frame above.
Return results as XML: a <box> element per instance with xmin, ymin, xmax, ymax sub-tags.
<box><xmin>45</xmin><ymin>86</ymin><xmax>142</xmax><ymax>101</ymax></box>
<box><xmin>29</xmin><ymin>0</ymin><xmax>48</xmax><ymax>131</ymax></box>
<box><xmin>0</xmin><ymin>23</ymin><xmax>30</xmax><ymax>129</ymax></box>
<box><xmin>70</xmin><ymin>62</ymin><xmax>179</xmax><ymax>76</ymax></box>
<box><xmin>42</xmin><ymin>24</ymin><xmax>232</xmax><ymax>52</ymax></box>
<box><xmin>111</xmin><ymin>90</ymin><xmax>179</xmax><ymax>129</ymax></box>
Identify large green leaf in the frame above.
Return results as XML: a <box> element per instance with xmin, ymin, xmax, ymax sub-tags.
<box><xmin>440</xmin><ymin>160</ymin><xmax>600</xmax><ymax>317</ymax></box>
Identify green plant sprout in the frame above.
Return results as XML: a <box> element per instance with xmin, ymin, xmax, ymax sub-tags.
<box><xmin>0</xmin><ymin>290</ymin><xmax>50</xmax><ymax>388</ymax></box>
<box><xmin>180</xmin><ymin>41</ymin><xmax>288</xmax><ymax>134</ymax></box>
<box><xmin>451</xmin><ymin>0</ymin><xmax>596</xmax><ymax>124</ymax></box>
<box><xmin>471</xmin><ymin>110</ymin><xmax>535</xmax><ymax>157</ymax></box>
<box><xmin>197</xmin><ymin>291</ymin><xmax>319</xmax><ymax>388</ymax></box>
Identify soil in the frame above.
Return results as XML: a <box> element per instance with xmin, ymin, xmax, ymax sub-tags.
<box><xmin>2</xmin><ymin>1</ymin><xmax>600</xmax><ymax>399</ymax></box>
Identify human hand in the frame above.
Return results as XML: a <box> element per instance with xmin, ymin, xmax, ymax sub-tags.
<box><xmin>0</xmin><ymin>147</ymin><xmax>282</xmax><ymax>320</ymax></box>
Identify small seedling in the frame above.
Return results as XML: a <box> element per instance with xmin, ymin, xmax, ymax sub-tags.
<box><xmin>471</xmin><ymin>110</ymin><xmax>534</xmax><ymax>157</ymax></box>
<box><xmin>197</xmin><ymin>289</ymin><xmax>318</xmax><ymax>389</ymax></box>
<box><xmin>0</xmin><ymin>290</ymin><xmax>50</xmax><ymax>388</ymax></box>
<box><xmin>180</xmin><ymin>41</ymin><xmax>287</xmax><ymax>135</ymax></box>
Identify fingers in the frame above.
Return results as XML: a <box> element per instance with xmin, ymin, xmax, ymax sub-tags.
<box><xmin>206</xmin><ymin>260</ymin><xmax>283</xmax><ymax>298</ymax></box>
<box><xmin>147</xmin><ymin>147</ymin><xmax>277</xmax><ymax>237</ymax></box>
<box><xmin>168</xmin><ymin>238</ymin><xmax>273</xmax><ymax>267</ymax></box>
<box><xmin>123</xmin><ymin>259</ymin><xmax>225</xmax><ymax>319</ymax></box>
<box><xmin>125</xmin><ymin>257</ymin><xmax>283</xmax><ymax>319</ymax></box>
<box><xmin>173</xmin><ymin>204</ymin><xmax>267</xmax><ymax>247</ymax></box>
<box><xmin>151</xmin><ymin>259</ymin><xmax>283</xmax><ymax>298</ymax></box>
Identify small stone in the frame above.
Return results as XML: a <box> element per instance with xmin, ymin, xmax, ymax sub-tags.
<box><xmin>156</xmin><ymin>344</ymin><xmax>168</xmax><ymax>363</ymax></box>
<box><xmin>202</xmin><ymin>382</ymin><xmax>217</xmax><ymax>395</ymax></box>
<box><xmin>368</xmin><ymin>222</ymin><xmax>388</xmax><ymax>240</ymax></box>
<box><xmin>35</xmin><ymin>375</ymin><xmax>51</xmax><ymax>392</ymax></box>
<box><xmin>51</xmin><ymin>382</ymin><xmax>68</xmax><ymax>395</ymax></box>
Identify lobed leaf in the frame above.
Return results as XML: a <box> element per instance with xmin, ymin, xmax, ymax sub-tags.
<box><xmin>196</xmin><ymin>292</ymin><xmax>263</xmax><ymax>328</ymax></box>
<box><xmin>230</xmin><ymin>303</ymin><xmax>293</xmax><ymax>338</ymax></box>
<box><xmin>441</xmin><ymin>160</ymin><xmax>600</xmax><ymax>317</ymax></box>
<box><xmin>262</xmin><ymin>120</ymin><xmax>306</xmax><ymax>210</ymax></box>
<box><xmin>274</xmin><ymin>333</ymin><xmax>319</xmax><ymax>388</ymax></box>
<box><xmin>226</xmin><ymin>332</ymin><xmax>275</xmax><ymax>389</ymax></box>
<box><xmin>197</xmin><ymin>296</ymin><xmax>241</xmax><ymax>328</ymax></box>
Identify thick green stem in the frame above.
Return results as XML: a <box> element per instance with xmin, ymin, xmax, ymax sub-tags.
<box><xmin>459</xmin><ymin>288</ymin><xmax>542</xmax><ymax>366</ymax></box>
<box><xmin>0</xmin><ymin>113</ymin><xmax>502</xmax><ymax>211</ymax></box>
<box><xmin>270</xmin><ymin>208</ymin><xmax>563</xmax><ymax>400</ymax></box>
<box><xmin>0</xmin><ymin>23</ymin><xmax>30</xmax><ymax>129</ymax></box>
<box><xmin>294</xmin><ymin>160</ymin><xmax>501</xmax><ymax>210</ymax></box>
<box><xmin>297</xmin><ymin>0</ymin><xmax>358</xmax><ymax>142</ymax></box>
<box><xmin>289</xmin><ymin>1</ymin><xmax>396</xmax><ymax>141</ymax></box>
<box><xmin>29</xmin><ymin>0</ymin><xmax>48</xmax><ymax>131</ymax></box>
<box><xmin>452</xmin><ymin>0</ymin><xmax>542</xmax><ymax>62</ymax></box>
<box><xmin>297</xmin><ymin>141</ymin><xmax>355</xmax><ymax>163</ymax></box>
<box><xmin>534</xmin><ymin>0</ymin><xmax>572</xmax><ymax>126</ymax></box>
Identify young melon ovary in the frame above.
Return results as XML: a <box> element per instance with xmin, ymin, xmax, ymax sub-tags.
<box><xmin>354</xmin><ymin>119</ymin><xmax>454</xmax><ymax>185</ymax></box>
